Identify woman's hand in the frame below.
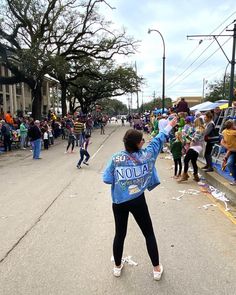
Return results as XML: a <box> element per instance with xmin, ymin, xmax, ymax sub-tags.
<box><xmin>168</xmin><ymin>116</ymin><xmax>178</xmax><ymax>127</ymax></box>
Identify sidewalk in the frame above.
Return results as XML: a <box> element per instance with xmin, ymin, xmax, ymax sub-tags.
<box><xmin>0</xmin><ymin>139</ymin><xmax>63</xmax><ymax>165</ymax></box>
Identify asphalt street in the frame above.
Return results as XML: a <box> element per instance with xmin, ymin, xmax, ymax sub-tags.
<box><xmin>0</xmin><ymin>123</ymin><xmax>236</xmax><ymax>295</ymax></box>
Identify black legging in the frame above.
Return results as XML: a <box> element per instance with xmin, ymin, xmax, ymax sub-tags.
<box><xmin>3</xmin><ymin>135</ymin><xmax>12</xmax><ymax>151</ymax></box>
<box><xmin>184</xmin><ymin>148</ymin><xmax>198</xmax><ymax>175</ymax></box>
<box><xmin>204</xmin><ymin>142</ymin><xmax>214</xmax><ymax>168</ymax></box>
<box><xmin>66</xmin><ymin>139</ymin><xmax>75</xmax><ymax>151</ymax></box>
<box><xmin>112</xmin><ymin>193</ymin><xmax>159</xmax><ymax>267</ymax></box>
<box><xmin>174</xmin><ymin>158</ymin><xmax>182</xmax><ymax>176</ymax></box>
<box><xmin>77</xmin><ymin>149</ymin><xmax>90</xmax><ymax>166</ymax></box>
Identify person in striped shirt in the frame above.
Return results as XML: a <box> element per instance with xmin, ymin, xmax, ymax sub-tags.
<box><xmin>74</xmin><ymin>118</ymin><xmax>85</xmax><ymax>147</ymax></box>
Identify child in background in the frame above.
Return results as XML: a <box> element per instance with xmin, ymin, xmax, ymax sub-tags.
<box><xmin>48</xmin><ymin>125</ymin><xmax>54</xmax><ymax>145</ymax></box>
<box><xmin>170</xmin><ymin>131</ymin><xmax>183</xmax><ymax>178</ymax></box>
<box><xmin>77</xmin><ymin>134</ymin><xmax>91</xmax><ymax>168</ymax></box>
<box><xmin>221</xmin><ymin>120</ymin><xmax>236</xmax><ymax>184</ymax></box>
<box><xmin>43</xmin><ymin>128</ymin><xmax>49</xmax><ymax>150</ymax></box>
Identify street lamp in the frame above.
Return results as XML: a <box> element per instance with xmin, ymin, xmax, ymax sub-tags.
<box><xmin>148</xmin><ymin>28</ymin><xmax>166</xmax><ymax>113</ymax></box>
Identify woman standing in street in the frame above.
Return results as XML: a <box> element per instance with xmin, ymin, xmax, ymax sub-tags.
<box><xmin>179</xmin><ymin>118</ymin><xmax>205</xmax><ymax>182</ymax></box>
<box><xmin>203</xmin><ymin>111</ymin><xmax>216</xmax><ymax>172</ymax></box>
<box><xmin>103</xmin><ymin>116</ymin><xmax>177</xmax><ymax>280</ymax></box>
<box><xmin>65</xmin><ymin>127</ymin><xmax>75</xmax><ymax>153</ymax></box>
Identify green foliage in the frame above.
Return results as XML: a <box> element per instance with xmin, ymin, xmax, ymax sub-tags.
<box><xmin>67</xmin><ymin>59</ymin><xmax>142</xmax><ymax>113</ymax></box>
<box><xmin>0</xmin><ymin>0</ymin><xmax>138</xmax><ymax>118</ymax></box>
<box><xmin>140</xmin><ymin>97</ymin><xmax>172</xmax><ymax>112</ymax></box>
<box><xmin>205</xmin><ymin>74</ymin><xmax>236</xmax><ymax>102</ymax></box>
<box><xmin>99</xmin><ymin>98</ymin><xmax>128</xmax><ymax>116</ymax></box>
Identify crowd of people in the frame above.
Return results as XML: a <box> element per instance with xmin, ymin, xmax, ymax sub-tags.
<box><xmin>1</xmin><ymin>104</ymin><xmax>236</xmax><ymax>185</ymax></box>
<box><xmin>125</xmin><ymin>104</ymin><xmax>236</xmax><ymax>186</ymax></box>
<box><xmin>0</xmin><ymin>110</ymin><xmax>108</xmax><ymax>159</ymax></box>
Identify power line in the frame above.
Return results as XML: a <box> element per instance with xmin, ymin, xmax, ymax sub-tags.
<box><xmin>166</xmin><ymin>12</ymin><xmax>236</xmax><ymax>87</ymax></box>
<box><xmin>205</xmin><ymin>65</ymin><xmax>227</xmax><ymax>79</ymax></box>
<box><xmin>169</xmin><ymin>11</ymin><xmax>236</xmax><ymax>77</ymax></box>
<box><xmin>166</xmin><ymin>39</ymin><xmax>216</xmax><ymax>87</ymax></box>
<box><xmin>209</xmin><ymin>11</ymin><xmax>236</xmax><ymax>34</ymax></box>
<box><xmin>167</xmin><ymin>36</ymin><xmax>232</xmax><ymax>90</ymax></box>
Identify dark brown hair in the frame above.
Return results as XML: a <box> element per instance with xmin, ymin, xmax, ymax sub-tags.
<box><xmin>123</xmin><ymin>129</ymin><xmax>143</xmax><ymax>153</ymax></box>
<box><xmin>224</xmin><ymin>120</ymin><xmax>233</xmax><ymax>129</ymax></box>
<box><xmin>205</xmin><ymin>111</ymin><xmax>213</xmax><ymax>120</ymax></box>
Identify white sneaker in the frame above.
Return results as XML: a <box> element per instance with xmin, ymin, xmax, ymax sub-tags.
<box><xmin>153</xmin><ymin>264</ymin><xmax>164</xmax><ymax>281</ymax></box>
<box><xmin>113</xmin><ymin>264</ymin><xmax>123</xmax><ymax>277</ymax></box>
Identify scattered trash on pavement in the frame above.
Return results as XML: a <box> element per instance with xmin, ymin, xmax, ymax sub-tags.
<box><xmin>199</xmin><ymin>204</ymin><xmax>217</xmax><ymax>210</ymax></box>
<box><xmin>208</xmin><ymin>186</ymin><xmax>230</xmax><ymax>211</ymax></box>
<box><xmin>69</xmin><ymin>194</ymin><xmax>78</xmax><ymax>198</ymax></box>
<box><xmin>111</xmin><ymin>255</ymin><xmax>138</xmax><ymax>266</ymax></box>
<box><xmin>198</xmin><ymin>182</ymin><xmax>230</xmax><ymax>211</ymax></box>
<box><xmin>172</xmin><ymin>189</ymin><xmax>200</xmax><ymax>201</ymax></box>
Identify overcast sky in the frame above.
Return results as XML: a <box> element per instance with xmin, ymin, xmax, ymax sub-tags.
<box><xmin>101</xmin><ymin>0</ymin><xmax>236</xmax><ymax>107</ymax></box>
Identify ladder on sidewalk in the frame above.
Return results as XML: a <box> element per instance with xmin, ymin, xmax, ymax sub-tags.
<box><xmin>215</xmin><ymin>107</ymin><xmax>236</xmax><ymax>133</ymax></box>
<box><xmin>212</xmin><ymin>107</ymin><xmax>236</xmax><ymax>165</ymax></box>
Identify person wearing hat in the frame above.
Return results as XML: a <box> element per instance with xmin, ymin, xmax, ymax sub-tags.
<box><xmin>28</xmin><ymin>120</ymin><xmax>42</xmax><ymax>159</ymax></box>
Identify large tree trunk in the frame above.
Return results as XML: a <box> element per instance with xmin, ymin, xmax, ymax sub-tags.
<box><xmin>81</xmin><ymin>103</ymin><xmax>88</xmax><ymax>114</ymax></box>
<box><xmin>31</xmin><ymin>83</ymin><xmax>43</xmax><ymax>120</ymax></box>
<box><xmin>60</xmin><ymin>81</ymin><xmax>67</xmax><ymax>117</ymax></box>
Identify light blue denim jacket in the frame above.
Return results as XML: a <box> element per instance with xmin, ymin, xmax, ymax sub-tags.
<box><xmin>103</xmin><ymin>125</ymin><xmax>172</xmax><ymax>204</ymax></box>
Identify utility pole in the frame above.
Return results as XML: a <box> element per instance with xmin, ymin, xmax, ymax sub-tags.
<box><xmin>130</xmin><ymin>92</ymin><xmax>133</xmax><ymax>113</ymax></box>
<box><xmin>187</xmin><ymin>21</ymin><xmax>236</xmax><ymax>107</ymax></box>
<box><xmin>142</xmin><ymin>91</ymin><xmax>144</xmax><ymax>113</ymax></box>
<box><xmin>134</xmin><ymin>61</ymin><xmax>139</xmax><ymax>110</ymax></box>
<box><xmin>228</xmin><ymin>23</ymin><xmax>236</xmax><ymax>107</ymax></box>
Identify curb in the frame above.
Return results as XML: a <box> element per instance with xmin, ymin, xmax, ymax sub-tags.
<box><xmin>0</xmin><ymin>139</ymin><xmax>63</xmax><ymax>162</ymax></box>
<box><xmin>198</xmin><ymin>165</ymin><xmax>236</xmax><ymax>205</ymax></box>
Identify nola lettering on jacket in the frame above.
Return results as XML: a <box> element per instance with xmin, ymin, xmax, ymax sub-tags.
<box><xmin>115</xmin><ymin>164</ymin><xmax>149</xmax><ymax>181</ymax></box>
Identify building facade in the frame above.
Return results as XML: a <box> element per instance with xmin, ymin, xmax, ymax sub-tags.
<box><xmin>175</xmin><ymin>96</ymin><xmax>202</xmax><ymax>108</ymax></box>
<box><xmin>0</xmin><ymin>65</ymin><xmax>60</xmax><ymax>117</ymax></box>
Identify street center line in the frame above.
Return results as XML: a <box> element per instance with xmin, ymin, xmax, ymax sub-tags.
<box><xmin>91</xmin><ymin>144</ymin><xmax>104</xmax><ymax>160</ymax></box>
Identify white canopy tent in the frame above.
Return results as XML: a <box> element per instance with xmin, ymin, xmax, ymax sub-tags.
<box><xmin>190</xmin><ymin>100</ymin><xmax>228</xmax><ymax>112</ymax></box>
<box><xmin>190</xmin><ymin>101</ymin><xmax>213</xmax><ymax>111</ymax></box>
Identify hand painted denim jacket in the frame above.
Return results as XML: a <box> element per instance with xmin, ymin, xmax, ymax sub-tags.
<box><xmin>103</xmin><ymin>125</ymin><xmax>172</xmax><ymax>204</ymax></box>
